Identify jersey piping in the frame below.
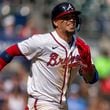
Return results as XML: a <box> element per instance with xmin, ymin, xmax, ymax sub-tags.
<box><xmin>50</xmin><ymin>32</ymin><xmax>68</xmax><ymax>104</ymax></box>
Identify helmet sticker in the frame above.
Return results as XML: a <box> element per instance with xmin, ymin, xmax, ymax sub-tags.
<box><xmin>67</xmin><ymin>4</ymin><xmax>74</xmax><ymax>11</ymax></box>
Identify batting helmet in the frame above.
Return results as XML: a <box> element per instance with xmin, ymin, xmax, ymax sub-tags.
<box><xmin>51</xmin><ymin>2</ymin><xmax>81</xmax><ymax>31</ymax></box>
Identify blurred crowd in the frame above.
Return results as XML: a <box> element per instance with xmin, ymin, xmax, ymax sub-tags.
<box><xmin>0</xmin><ymin>0</ymin><xmax>110</xmax><ymax>110</ymax></box>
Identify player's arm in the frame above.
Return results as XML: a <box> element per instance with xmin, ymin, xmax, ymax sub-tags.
<box><xmin>0</xmin><ymin>44</ymin><xmax>23</xmax><ymax>71</ymax></box>
<box><xmin>79</xmin><ymin>63</ymin><xmax>99</xmax><ymax>84</ymax></box>
<box><xmin>76</xmin><ymin>37</ymin><xmax>99</xmax><ymax>84</ymax></box>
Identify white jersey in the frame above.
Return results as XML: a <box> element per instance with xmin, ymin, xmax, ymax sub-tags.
<box><xmin>18</xmin><ymin>31</ymin><xmax>80</xmax><ymax>106</ymax></box>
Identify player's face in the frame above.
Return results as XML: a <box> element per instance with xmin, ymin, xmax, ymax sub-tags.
<box><xmin>54</xmin><ymin>14</ymin><xmax>77</xmax><ymax>33</ymax></box>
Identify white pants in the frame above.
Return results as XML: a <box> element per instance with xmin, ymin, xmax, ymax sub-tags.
<box><xmin>26</xmin><ymin>96</ymin><xmax>67</xmax><ymax>110</ymax></box>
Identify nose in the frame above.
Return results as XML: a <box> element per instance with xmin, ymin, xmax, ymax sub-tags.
<box><xmin>70</xmin><ymin>18</ymin><xmax>75</xmax><ymax>21</ymax></box>
<box><xmin>69</xmin><ymin>18</ymin><xmax>76</xmax><ymax>23</ymax></box>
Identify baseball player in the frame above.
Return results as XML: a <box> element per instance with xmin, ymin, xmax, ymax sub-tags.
<box><xmin>0</xmin><ymin>2</ymin><xmax>99</xmax><ymax>110</ymax></box>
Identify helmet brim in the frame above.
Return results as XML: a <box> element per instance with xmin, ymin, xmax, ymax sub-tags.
<box><xmin>54</xmin><ymin>10</ymin><xmax>81</xmax><ymax>20</ymax></box>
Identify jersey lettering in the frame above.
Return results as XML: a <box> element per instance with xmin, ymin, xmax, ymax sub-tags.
<box><xmin>47</xmin><ymin>52</ymin><xmax>80</xmax><ymax>67</ymax></box>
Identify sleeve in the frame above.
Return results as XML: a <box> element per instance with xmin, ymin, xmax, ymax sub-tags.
<box><xmin>18</xmin><ymin>34</ymin><xmax>43</xmax><ymax>60</ymax></box>
<box><xmin>0</xmin><ymin>44</ymin><xmax>22</xmax><ymax>70</ymax></box>
<box><xmin>76</xmin><ymin>37</ymin><xmax>99</xmax><ymax>84</ymax></box>
<box><xmin>76</xmin><ymin>37</ymin><xmax>92</xmax><ymax>68</ymax></box>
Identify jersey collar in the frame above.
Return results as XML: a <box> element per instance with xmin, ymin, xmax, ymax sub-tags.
<box><xmin>51</xmin><ymin>31</ymin><xmax>76</xmax><ymax>48</ymax></box>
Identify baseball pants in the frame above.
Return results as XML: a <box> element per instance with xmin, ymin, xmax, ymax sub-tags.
<box><xmin>25</xmin><ymin>96</ymin><xmax>67</xmax><ymax>110</ymax></box>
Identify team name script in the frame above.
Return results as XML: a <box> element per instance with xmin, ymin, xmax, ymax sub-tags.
<box><xmin>47</xmin><ymin>52</ymin><xmax>80</xmax><ymax>67</ymax></box>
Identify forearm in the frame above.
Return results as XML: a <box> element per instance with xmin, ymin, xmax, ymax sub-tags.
<box><xmin>80</xmin><ymin>64</ymin><xmax>99</xmax><ymax>84</ymax></box>
<box><xmin>0</xmin><ymin>44</ymin><xmax>22</xmax><ymax>70</ymax></box>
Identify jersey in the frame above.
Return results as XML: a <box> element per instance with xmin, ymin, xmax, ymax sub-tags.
<box><xmin>18</xmin><ymin>31</ymin><xmax>81</xmax><ymax>107</ymax></box>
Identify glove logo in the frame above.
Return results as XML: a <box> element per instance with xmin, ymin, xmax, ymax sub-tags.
<box><xmin>52</xmin><ymin>46</ymin><xmax>58</xmax><ymax>49</ymax></box>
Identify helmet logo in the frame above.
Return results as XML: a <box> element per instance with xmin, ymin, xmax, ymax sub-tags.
<box><xmin>67</xmin><ymin>4</ymin><xmax>74</xmax><ymax>11</ymax></box>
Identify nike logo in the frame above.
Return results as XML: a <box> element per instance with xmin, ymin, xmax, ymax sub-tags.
<box><xmin>52</xmin><ymin>46</ymin><xmax>58</xmax><ymax>49</ymax></box>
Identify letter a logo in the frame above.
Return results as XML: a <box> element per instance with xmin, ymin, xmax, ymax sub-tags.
<box><xmin>67</xmin><ymin>4</ymin><xmax>74</xmax><ymax>11</ymax></box>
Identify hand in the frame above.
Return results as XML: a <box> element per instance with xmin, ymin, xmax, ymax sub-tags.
<box><xmin>76</xmin><ymin>37</ymin><xmax>97</xmax><ymax>84</ymax></box>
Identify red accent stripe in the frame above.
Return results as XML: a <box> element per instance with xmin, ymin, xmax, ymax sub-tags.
<box><xmin>50</xmin><ymin>32</ymin><xmax>68</xmax><ymax>104</ymax></box>
<box><xmin>55</xmin><ymin>10</ymin><xmax>74</xmax><ymax>19</ymax></box>
<box><xmin>54</xmin><ymin>10</ymin><xmax>80</xmax><ymax>20</ymax></box>
<box><xmin>25</xmin><ymin>106</ymin><xmax>29</xmax><ymax>110</ymax></box>
<box><xmin>34</xmin><ymin>99</ymin><xmax>37</xmax><ymax>110</ymax></box>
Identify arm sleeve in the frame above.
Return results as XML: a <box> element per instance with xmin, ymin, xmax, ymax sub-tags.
<box><xmin>79</xmin><ymin>64</ymin><xmax>99</xmax><ymax>84</ymax></box>
<box><xmin>87</xmin><ymin>65</ymin><xmax>99</xmax><ymax>84</ymax></box>
<box><xmin>18</xmin><ymin>34</ymin><xmax>43</xmax><ymax>60</ymax></box>
<box><xmin>0</xmin><ymin>44</ymin><xmax>22</xmax><ymax>70</ymax></box>
<box><xmin>76</xmin><ymin>37</ymin><xmax>99</xmax><ymax>84</ymax></box>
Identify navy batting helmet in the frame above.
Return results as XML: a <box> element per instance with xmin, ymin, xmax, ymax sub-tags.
<box><xmin>51</xmin><ymin>2</ymin><xmax>81</xmax><ymax>31</ymax></box>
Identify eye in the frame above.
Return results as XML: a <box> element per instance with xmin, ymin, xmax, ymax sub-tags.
<box><xmin>61</xmin><ymin>15</ymin><xmax>77</xmax><ymax>20</ymax></box>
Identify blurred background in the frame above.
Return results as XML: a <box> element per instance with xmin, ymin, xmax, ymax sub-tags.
<box><xmin>0</xmin><ymin>0</ymin><xmax>110</xmax><ymax>110</ymax></box>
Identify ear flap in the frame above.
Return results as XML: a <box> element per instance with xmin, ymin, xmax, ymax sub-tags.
<box><xmin>76</xmin><ymin>16</ymin><xmax>81</xmax><ymax>32</ymax></box>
